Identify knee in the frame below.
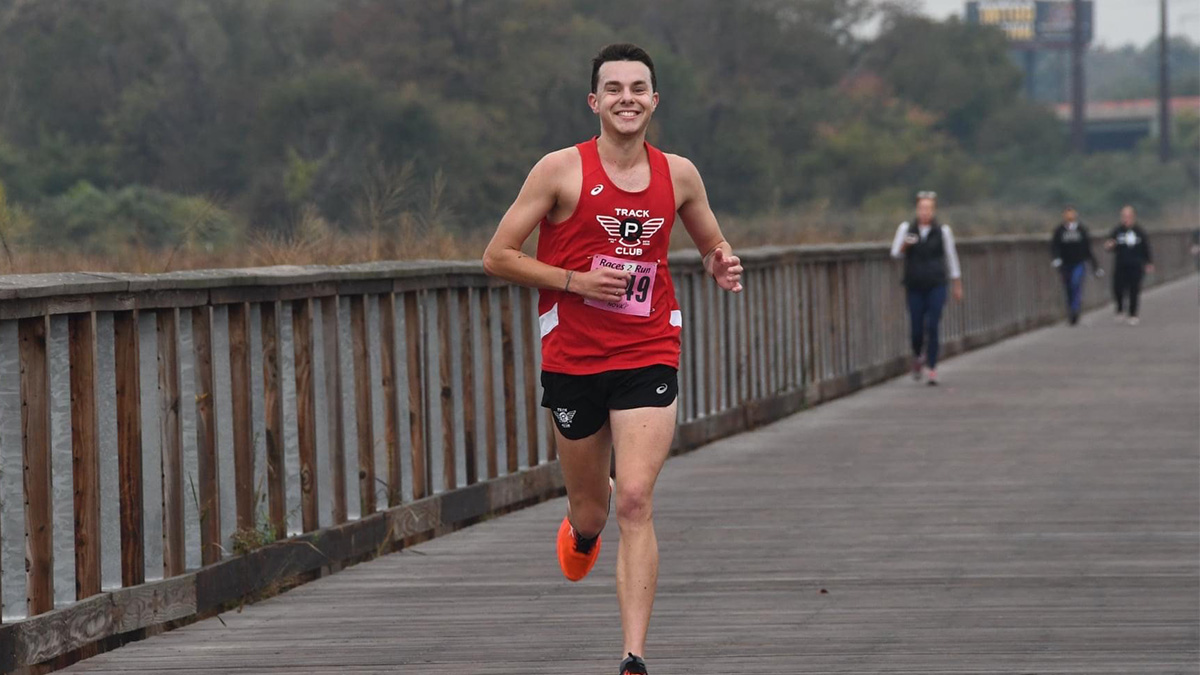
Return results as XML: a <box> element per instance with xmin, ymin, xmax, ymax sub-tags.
<box><xmin>615</xmin><ymin>483</ymin><xmax>654</xmax><ymax>527</ymax></box>
<box><xmin>568</xmin><ymin>495</ymin><xmax>609</xmax><ymax>538</ymax></box>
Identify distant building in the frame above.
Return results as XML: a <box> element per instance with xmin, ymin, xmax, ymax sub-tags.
<box><xmin>1052</xmin><ymin>97</ymin><xmax>1200</xmax><ymax>152</ymax></box>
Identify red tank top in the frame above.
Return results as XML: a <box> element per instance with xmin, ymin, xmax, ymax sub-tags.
<box><xmin>537</xmin><ymin>137</ymin><xmax>681</xmax><ymax>375</ymax></box>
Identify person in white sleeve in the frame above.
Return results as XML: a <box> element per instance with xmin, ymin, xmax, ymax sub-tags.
<box><xmin>889</xmin><ymin>191</ymin><xmax>963</xmax><ymax>386</ymax></box>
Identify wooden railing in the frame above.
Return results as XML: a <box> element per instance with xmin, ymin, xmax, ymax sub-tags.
<box><xmin>0</xmin><ymin>230</ymin><xmax>1192</xmax><ymax>671</ymax></box>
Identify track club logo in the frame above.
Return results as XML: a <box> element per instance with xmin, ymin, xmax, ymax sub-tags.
<box><xmin>596</xmin><ymin>208</ymin><xmax>664</xmax><ymax>256</ymax></box>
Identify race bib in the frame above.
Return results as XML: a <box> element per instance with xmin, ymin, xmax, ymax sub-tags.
<box><xmin>583</xmin><ymin>254</ymin><xmax>656</xmax><ymax>317</ymax></box>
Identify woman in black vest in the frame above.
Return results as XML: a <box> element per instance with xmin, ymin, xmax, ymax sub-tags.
<box><xmin>889</xmin><ymin>192</ymin><xmax>963</xmax><ymax>385</ymax></box>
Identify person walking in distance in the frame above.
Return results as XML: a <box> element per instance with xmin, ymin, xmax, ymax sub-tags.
<box><xmin>482</xmin><ymin>43</ymin><xmax>743</xmax><ymax>675</ymax></box>
<box><xmin>1050</xmin><ymin>205</ymin><xmax>1103</xmax><ymax>326</ymax></box>
<box><xmin>1105</xmin><ymin>205</ymin><xmax>1154</xmax><ymax>325</ymax></box>
<box><xmin>890</xmin><ymin>191</ymin><xmax>963</xmax><ymax>386</ymax></box>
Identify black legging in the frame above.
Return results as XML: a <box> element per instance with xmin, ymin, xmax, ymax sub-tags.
<box><xmin>1113</xmin><ymin>265</ymin><xmax>1145</xmax><ymax>317</ymax></box>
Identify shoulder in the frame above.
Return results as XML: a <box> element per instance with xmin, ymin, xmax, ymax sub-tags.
<box><xmin>664</xmin><ymin>152</ymin><xmax>705</xmax><ymax>202</ymax></box>
<box><xmin>531</xmin><ymin>147</ymin><xmax>580</xmax><ymax>176</ymax></box>
<box><xmin>664</xmin><ymin>152</ymin><xmax>701</xmax><ymax>182</ymax></box>
<box><xmin>940</xmin><ymin>224</ymin><xmax>953</xmax><ymax>235</ymax></box>
<box><xmin>522</xmin><ymin>147</ymin><xmax>581</xmax><ymax>194</ymax></box>
<box><xmin>898</xmin><ymin>221</ymin><xmax>911</xmax><ymax>232</ymax></box>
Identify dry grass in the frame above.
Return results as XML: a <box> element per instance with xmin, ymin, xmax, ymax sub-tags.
<box><xmin>1</xmin><ymin>201</ymin><xmax>1193</xmax><ymax>276</ymax></box>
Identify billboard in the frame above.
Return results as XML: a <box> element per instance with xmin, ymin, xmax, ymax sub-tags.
<box><xmin>965</xmin><ymin>1</ymin><xmax>1093</xmax><ymax>47</ymax></box>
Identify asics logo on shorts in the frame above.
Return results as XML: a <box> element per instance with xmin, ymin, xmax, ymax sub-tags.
<box><xmin>590</xmin><ymin>184</ymin><xmax>604</xmax><ymax>196</ymax></box>
<box><xmin>656</xmin><ymin>384</ymin><xmax>668</xmax><ymax>395</ymax></box>
<box><xmin>555</xmin><ymin>408</ymin><xmax>577</xmax><ymax>427</ymax></box>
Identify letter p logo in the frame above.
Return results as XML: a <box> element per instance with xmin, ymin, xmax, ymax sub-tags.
<box><xmin>621</xmin><ymin>218</ymin><xmax>643</xmax><ymax>243</ymax></box>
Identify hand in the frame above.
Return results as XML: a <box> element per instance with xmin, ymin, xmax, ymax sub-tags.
<box><xmin>707</xmin><ymin>248</ymin><xmax>743</xmax><ymax>292</ymax></box>
<box><xmin>1145</xmin><ymin>263</ymin><xmax>1155</xmax><ymax>274</ymax></box>
<box><xmin>902</xmin><ymin>234</ymin><xmax>919</xmax><ymax>250</ymax></box>
<box><xmin>1104</xmin><ymin>239</ymin><xmax>1116</xmax><ymax>251</ymax></box>
<box><xmin>1051</xmin><ymin>258</ymin><xmax>1062</xmax><ymax>268</ymax></box>
<box><xmin>952</xmin><ymin>280</ymin><xmax>964</xmax><ymax>302</ymax></box>
<box><xmin>572</xmin><ymin>265</ymin><xmax>632</xmax><ymax>303</ymax></box>
<box><xmin>1093</xmin><ymin>268</ymin><xmax>1105</xmax><ymax>278</ymax></box>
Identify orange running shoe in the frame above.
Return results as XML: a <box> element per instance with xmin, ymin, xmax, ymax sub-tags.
<box><xmin>557</xmin><ymin>479</ymin><xmax>612</xmax><ymax>582</ymax></box>
<box><xmin>557</xmin><ymin>516</ymin><xmax>601</xmax><ymax>581</ymax></box>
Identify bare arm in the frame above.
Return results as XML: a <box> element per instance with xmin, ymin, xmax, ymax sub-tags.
<box><xmin>482</xmin><ymin>151</ymin><xmax>631</xmax><ymax>302</ymax></box>
<box><xmin>672</xmin><ymin>156</ymin><xmax>743</xmax><ymax>292</ymax></box>
<box><xmin>482</xmin><ymin>153</ymin><xmax>571</xmax><ymax>290</ymax></box>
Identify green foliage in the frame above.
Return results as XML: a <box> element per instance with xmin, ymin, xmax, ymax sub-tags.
<box><xmin>32</xmin><ymin>183</ymin><xmax>238</xmax><ymax>254</ymax></box>
<box><xmin>0</xmin><ymin>0</ymin><xmax>1193</xmax><ymax>254</ymax></box>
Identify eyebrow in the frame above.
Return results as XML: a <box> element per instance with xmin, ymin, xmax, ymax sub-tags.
<box><xmin>601</xmin><ymin>79</ymin><xmax>650</xmax><ymax>89</ymax></box>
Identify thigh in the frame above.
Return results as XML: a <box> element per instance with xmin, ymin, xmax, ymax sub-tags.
<box><xmin>542</xmin><ymin>371</ymin><xmax>613</xmax><ymax>501</ymax></box>
<box><xmin>607</xmin><ymin>365</ymin><xmax>679</xmax><ymax>494</ymax></box>
<box><xmin>906</xmin><ymin>289</ymin><xmax>927</xmax><ymax>323</ymax></box>
<box><xmin>925</xmin><ymin>285</ymin><xmax>947</xmax><ymax>322</ymax></box>
<box><xmin>610</xmin><ymin>402</ymin><xmax>677</xmax><ymax>497</ymax></box>
<box><xmin>1130</xmin><ymin>267</ymin><xmax>1145</xmax><ymax>290</ymax></box>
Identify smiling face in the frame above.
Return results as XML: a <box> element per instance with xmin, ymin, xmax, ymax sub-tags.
<box><xmin>916</xmin><ymin>197</ymin><xmax>936</xmax><ymax>225</ymax></box>
<box><xmin>589</xmin><ymin>60</ymin><xmax>658</xmax><ymax>138</ymax></box>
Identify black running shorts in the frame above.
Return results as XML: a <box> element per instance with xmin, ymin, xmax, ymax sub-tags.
<box><xmin>541</xmin><ymin>364</ymin><xmax>678</xmax><ymax>440</ymax></box>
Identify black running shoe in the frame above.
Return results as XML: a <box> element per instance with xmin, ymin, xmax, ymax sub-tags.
<box><xmin>619</xmin><ymin>652</ymin><xmax>648</xmax><ymax>674</ymax></box>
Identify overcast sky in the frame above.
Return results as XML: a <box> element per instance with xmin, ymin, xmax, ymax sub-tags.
<box><xmin>912</xmin><ymin>0</ymin><xmax>1200</xmax><ymax>48</ymax></box>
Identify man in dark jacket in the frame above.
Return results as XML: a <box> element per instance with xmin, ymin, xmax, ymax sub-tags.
<box><xmin>1050</xmin><ymin>205</ymin><xmax>1102</xmax><ymax>325</ymax></box>
<box><xmin>1104</xmin><ymin>205</ymin><xmax>1154</xmax><ymax>325</ymax></box>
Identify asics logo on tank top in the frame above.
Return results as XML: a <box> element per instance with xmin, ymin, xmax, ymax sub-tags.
<box><xmin>590</xmin><ymin>184</ymin><xmax>604</xmax><ymax>196</ymax></box>
<box><xmin>596</xmin><ymin>211</ymin><xmax>666</xmax><ymax>256</ymax></box>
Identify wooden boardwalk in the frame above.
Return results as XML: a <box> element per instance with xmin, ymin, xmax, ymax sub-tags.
<box><xmin>64</xmin><ymin>279</ymin><xmax>1199</xmax><ymax>674</ymax></box>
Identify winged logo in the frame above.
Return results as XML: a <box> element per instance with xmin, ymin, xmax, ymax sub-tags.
<box><xmin>596</xmin><ymin>215</ymin><xmax>666</xmax><ymax>245</ymax></box>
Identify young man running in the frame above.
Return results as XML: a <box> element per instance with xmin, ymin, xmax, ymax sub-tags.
<box><xmin>482</xmin><ymin>43</ymin><xmax>742</xmax><ymax>675</ymax></box>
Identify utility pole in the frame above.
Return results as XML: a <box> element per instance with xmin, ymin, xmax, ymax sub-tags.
<box><xmin>1070</xmin><ymin>0</ymin><xmax>1086</xmax><ymax>153</ymax></box>
<box><xmin>1159</xmin><ymin>0</ymin><xmax>1171</xmax><ymax>162</ymax></box>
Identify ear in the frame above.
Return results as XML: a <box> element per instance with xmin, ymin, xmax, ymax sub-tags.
<box><xmin>651</xmin><ymin>92</ymin><xmax>659</xmax><ymax>110</ymax></box>
<box><xmin>588</xmin><ymin>92</ymin><xmax>599</xmax><ymax>114</ymax></box>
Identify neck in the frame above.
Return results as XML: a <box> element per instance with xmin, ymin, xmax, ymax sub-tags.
<box><xmin>596</xmin><ymin>130</ymin><xmax>646</xmax><ymax>169</ymax></box>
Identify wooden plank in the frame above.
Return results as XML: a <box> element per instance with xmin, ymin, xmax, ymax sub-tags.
<box><xmin>499</xmin><ymin>290</ymin><xmax>518</xmax><ymax>474</ymax></box>
<box><xmin>190</xmin><ymin>307</ymin><xmax>221</xmax><ymax>566</ymax></box>
<box><xmin>320</xmin><ymin>297</ymin><xmax>347</xmax><ymax>524</ymax></box>
<box><xmin>113</xmin><ymin>311</ymin><xmax>145</xmax><ymax>588</ymax></box>
<box><xmin>403</xmin><ymin>292</ymin><xmax>427</xmax><ymax>501</ymax></box>
<box><xmin>19</xmin><ymin>316</ymin><xmax>53</xmax><ymax>616</ymax></box>
<box><xmin>292</xmin><ymin>299</ymin><xmax>320</xmax><ymax>531</ymax></box>
<box><xmin>156</xmin><ymin>309</ymin><xmax>185</xmax><ymax>578</ymax></box>
<box><xmin>259</xmin><ymin>301</ymin><xmax>286</xmax><ymax>539</ymax></box>
<box><xmin>349</xmin><ymin>295</ymin><xmax>376</xmax><ymax>515</ymax></box>
<box><xmin>11</xmin><ymin>574</ymin><xmax>196</xmax><ymax>667</ymax></box>
<box><xmin>226</xmin><ymin>303</ymin><xmax>255</xmax><ymax>534</ymax></box>
<box><xmin>457</xmin><ymin>289</ymin><xmax>478</xmax><ymax>485</ymax></box>
<box><xmin>479</xmin><ymin>290</ymin><xmax>498</xmax><ymax>479</ymax></box>
<box><xmin>436</xmin><ymin>290</ymin><xmax>456</xmax><ymax>492</ymax></box>
<box><xmin>68</xmin><ymin>313</ymin><xmax>101</xmax><ymax>601</ymax></box>
<box><xmin>519</xmin><ymin>288</ymin><xmax>539</xmax><ymax>468</ymax></box>
<box><xmin>377</xmin><ymin>294</ymin><xmax>402</xmax><ymax>506</ymax></box>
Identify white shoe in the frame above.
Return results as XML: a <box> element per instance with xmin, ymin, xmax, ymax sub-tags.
<box><xmin>1127</xmin><ymin>317</ymin><xmax>1140</xmax><ymax>326</ymax></box>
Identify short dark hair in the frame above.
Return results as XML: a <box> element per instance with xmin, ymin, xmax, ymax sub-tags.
<box><xmin>1063</xmin><ymin>204</ymin><xmax>1076</xmax><ymax>212</ymax></box>
<box><xmin>591</xmin><ymin>43</ymin><xmax>656</xmax><ymax>93</ymax></box>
